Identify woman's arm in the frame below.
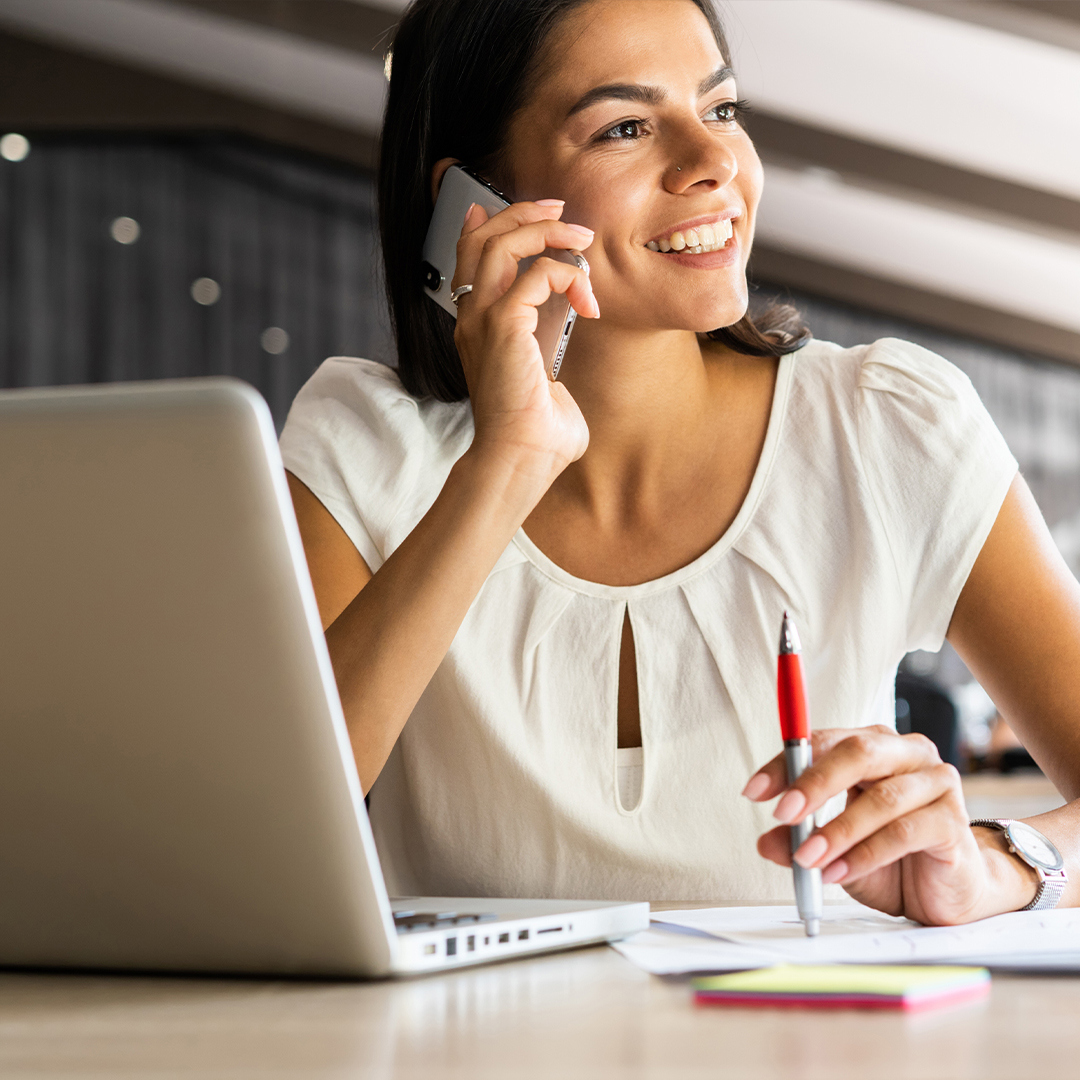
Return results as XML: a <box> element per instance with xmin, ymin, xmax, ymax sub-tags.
<box><xmin>948</xmin><ymin>473</ymin><xmax>1080</xmax><ymax>907</ymax></box>
<box><xmin>289</xmin><ymin>450</ymin><xmax>549</xmax><ymax>794</ymax></box>
<box><xmin>746</xmin><ymin>474</ymin><xmax>1080</xmax><ymax>922</ymax></box>
<box><xmin>287</xmin><ymin>199</ymin><xmax>596</xmax><ymax>794</ymax></box>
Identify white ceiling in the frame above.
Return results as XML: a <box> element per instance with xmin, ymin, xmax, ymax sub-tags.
<box><xmin>723</xmin><ymin>0</ymin><xmax>1080</xmax><ymax>202</ymax></box>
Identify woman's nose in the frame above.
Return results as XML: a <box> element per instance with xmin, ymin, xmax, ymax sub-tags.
<box><xmin>663</xmin><ymin>133</ymin><xmax>739</xmax><ymax>193</ymax></box>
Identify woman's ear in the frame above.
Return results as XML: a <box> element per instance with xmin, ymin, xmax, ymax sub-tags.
<box><xmin>430</xmin><ymin>158</ymin><xmax>461</xmax><ymax>205</ymax></box>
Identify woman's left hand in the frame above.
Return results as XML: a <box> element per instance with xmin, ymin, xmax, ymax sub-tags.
<box><xmin>744</xmin><ymin>726</ymin><xmax>1037</xmax><ymax>924</ymax></box>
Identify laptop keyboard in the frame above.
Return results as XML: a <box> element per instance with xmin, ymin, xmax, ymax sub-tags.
<box><xmin>393</xmin><ymin>911</ymin><xmax>499</xmax><ymax>933</ymax></box>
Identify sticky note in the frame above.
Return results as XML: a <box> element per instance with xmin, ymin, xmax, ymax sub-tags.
<box><xmin>692</xmin><ymin>964</ymin><xmax>990</xmax><ymax>1011</ymax></box>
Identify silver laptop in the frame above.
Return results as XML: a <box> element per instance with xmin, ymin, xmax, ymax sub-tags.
<box><xmin>0</xmin><ymin>379</ymin><xmax>648</xmax><ymax>977</ymax></box>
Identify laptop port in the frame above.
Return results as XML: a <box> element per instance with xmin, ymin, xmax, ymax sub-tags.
<box><xmin>446</xmin><ymin>937</ymin><xmax>457</xmax><ymax>957</ymax></box>
<box><xmin>467</xmin><ymin>935</ymin><xmax>476</xmax><ymax>952</ymax></box>
<box><xmin>537</xmin><ymin>926</ymin><xmax>562</xmax><ymax>934</ymax></box>
<box><xmin>518</xmin><ymin>929</ymin><xmax>529</xmax><ymax>941</ymax></box>
<box><xmin>424</xmin><ymin>944</ymin><xmax>436</xmax><ymax>955</ymax></box>
<box><xmin>498</xmin><ymin>932</ymin><xmax>510</xmax><ymax>944</ymax></box>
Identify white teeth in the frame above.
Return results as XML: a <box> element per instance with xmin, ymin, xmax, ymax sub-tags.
<box><xmin>646</xmin><ymin>219</ymin><xmax>736</xmax><ymax>254</ymax></box>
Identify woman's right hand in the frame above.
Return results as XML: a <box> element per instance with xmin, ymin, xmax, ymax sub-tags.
<box><xmin>452</xmin><ymin>200</ymin><xmax>599</xmax><ymax>496</ymax></box>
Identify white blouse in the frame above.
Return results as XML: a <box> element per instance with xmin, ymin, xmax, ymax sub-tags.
<box><xmin>280</xmin><ymin>338</ymin><xmax>1017</xmax><ymax>903</ymax></box>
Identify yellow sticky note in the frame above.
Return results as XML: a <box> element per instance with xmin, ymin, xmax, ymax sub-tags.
<box><xmin>693</xmin><ymin>965</ymin><xmax>990</xmax><ymax>1011</ymax></box>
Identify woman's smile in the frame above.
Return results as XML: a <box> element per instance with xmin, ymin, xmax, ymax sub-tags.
<box><xmin>645</xmin><ymin>213</ymin><xmax>737</xmax><ymax>253</ymax></box>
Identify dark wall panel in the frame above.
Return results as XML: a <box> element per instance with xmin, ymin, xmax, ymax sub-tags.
<box><xmin>0</xmin><ymin>134</ymin><xmax>391</xmax><ymax>427</ymax></box>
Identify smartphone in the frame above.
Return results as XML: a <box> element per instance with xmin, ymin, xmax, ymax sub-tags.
<box><xmin>421</xmin><ymin>165</ymin><xmax>588</xmax><ymax>381</ymax></box>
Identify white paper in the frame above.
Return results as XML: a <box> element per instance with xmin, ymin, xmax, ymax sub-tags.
<box><xmin>613</xmin><ymin>903</ymin><xmax>1080</xmax><ymax>975</ymax></box>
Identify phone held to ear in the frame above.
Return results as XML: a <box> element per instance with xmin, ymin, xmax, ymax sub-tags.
<box><xmin>421</xmin><ymin>165</ymin><xmax>588</xmax><ymax>381</ymax></box>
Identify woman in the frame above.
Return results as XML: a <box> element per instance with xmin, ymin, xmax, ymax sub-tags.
<box><xmin>281</xmin><ymin>0</ymin><xmax>1080</xmax><ymax>921</ymax></box>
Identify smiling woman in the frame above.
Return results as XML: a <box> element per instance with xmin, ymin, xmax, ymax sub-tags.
<box><xmin>378</xmin><ymin>0</ymin><xmax>807</xmax><ymax>403</ymax></box>
<box><xmin>279</xmin><ymin>0</ymin><xmax>1080</xmax><ymax>920</ymax></box>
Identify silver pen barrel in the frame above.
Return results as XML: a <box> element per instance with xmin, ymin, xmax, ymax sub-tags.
<box><xmin>783</xmin><ymin>739</ymin><xmax>822</xmax><ymax>937</ymax></box>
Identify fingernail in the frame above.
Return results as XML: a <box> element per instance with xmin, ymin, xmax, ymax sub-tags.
<box><xmin>590</xmin><ymin>294</ymin><xmax>601</xmax><ymax>318</ymax></box>
<box><xmin>774</xmin><ymin>789</ymin><xmax>807</xmax><ymax>824</ymax></box>
<box><xmin>742</xmin><ymin>774</ymin><xmax>770</xmax><ymax>800</ymax></box>
<box><xmin>463</xmin><ymin>202</ymin><xmax>476</xmax><ymax>224</ymax></box>
<box><xmin>822</xmin><ymin>859</ymin><xmax>849</xmax><ymax>884</ymax></box>
<box><xmin>794</xmin><ymin>834</ymin><xmax>828</xmax><ymax>868</ymax></box>
<box><xmin>536</xmin><ymin>199</ymin><xmax>565</xmax><ymax>207</ymax></box>
<box><xmin>566</xmin><ymin>223</ymin><xmax>594</xmax><ymax>236</ymax></box>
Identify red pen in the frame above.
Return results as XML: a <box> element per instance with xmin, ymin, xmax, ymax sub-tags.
<box><xmin>778</xmin><ymin>611</ymin><xmax>822</xmax><ymax>937</ymax></box>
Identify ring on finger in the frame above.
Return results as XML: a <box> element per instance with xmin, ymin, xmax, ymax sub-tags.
<box><xmin>451</xmin><ymin>284</ymin><xmax>474</xmax><ymax>306</ymax></box>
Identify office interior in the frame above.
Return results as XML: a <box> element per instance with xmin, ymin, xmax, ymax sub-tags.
<box><xmin>1</xmin><ymin>0</ymin><xmax>1079</xmax><ymax>1074</ymax></box>
<box><xmin>4</xmin><ymin>0</ymin><xmax>1077</xmax><ymax>776</ymax></box>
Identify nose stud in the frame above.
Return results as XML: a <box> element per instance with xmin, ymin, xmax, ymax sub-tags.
<box><xmin>676</xmin><ymin>166</ymin><xmax>682</xmax><ymax>172</ymax></box>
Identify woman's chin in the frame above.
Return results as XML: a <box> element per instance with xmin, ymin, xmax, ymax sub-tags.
<box><xmin>691</xmin><ymin>305</ymin><xmax>750</xmax><ymax>334</ymax></box>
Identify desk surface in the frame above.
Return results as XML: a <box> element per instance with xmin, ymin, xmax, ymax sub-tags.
<box><xmin>0</xmin><ymin>774</ymin><xmax>1070</xmax><ymax>1079</ymax></box>
<box><xmin>0</xmin><ymin>950</ymin><xmax>1076</xmax><ymax>1079</ymax></box>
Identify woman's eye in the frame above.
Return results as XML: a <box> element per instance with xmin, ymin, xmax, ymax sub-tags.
<box><xmin>600</xmin><ymin>119</ymin><xmax>645</xmax><ymax>142</ymax></box>
<box><xmin>707</xmin><ymin>99</ymin><xmax>749</xmax><ymax>125</ymax></box>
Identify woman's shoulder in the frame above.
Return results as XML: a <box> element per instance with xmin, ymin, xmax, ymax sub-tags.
<box><xmin>286</xmin><ymin>356</ymin><xmax>471</xmax><ymax>439</ymax></box>
<box><xmin>784</xmin><ymin>336</ymin><xmax>996</xmax><ymax>460</ymax></box>
<box><xmin>791</xmin><ymin>334</ymin><xmax>961</xmax><ymax>382</ymax></box>
<box><xmin>792</xmin><ymin>335</ymin><xmax>978</xmax><ymax>411</ymax></box>
<box><xmin>279</xmin><ymin>357</ymin><xmax>474</xmax><ymax>569</ymax></box>
<box><xmin>780</xmin><ymin>337</ymin><xmax>1016</xmax><ymax>652</ymax></box>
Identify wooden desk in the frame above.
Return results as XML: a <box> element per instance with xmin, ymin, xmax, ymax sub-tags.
<box><xmin>0</xmin><ymin>774</ymin><xmax>1071</xmax><ymax>1078</ymax></box>
<box><xmin>0</xmin><ymin>948</ymin><xmax>1076</xmax><ymax>1079</ymax></box>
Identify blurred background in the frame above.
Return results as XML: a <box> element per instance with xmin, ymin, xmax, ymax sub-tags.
<box><xmin>1</xmin><ymin>0</ymin><xmax>1078</xmax><ymax>792</ymax></box>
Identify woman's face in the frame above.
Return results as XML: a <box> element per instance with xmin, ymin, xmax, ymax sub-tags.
<box><xmin>501</xmin><ymin>0</ymin><xmax>763</xmax><ymax>336</ymax></box>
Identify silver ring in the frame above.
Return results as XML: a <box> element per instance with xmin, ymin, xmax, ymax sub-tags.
<box><xmin>450</xmin><ymin>284</ymin><xmax>473</xmax><ymax>306</ymax></box>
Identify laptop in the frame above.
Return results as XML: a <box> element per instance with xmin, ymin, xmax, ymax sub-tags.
<box><xmin>0</xmin><ymin>379</ymin><xmax>648</xmax><ymax>978</ymax></box>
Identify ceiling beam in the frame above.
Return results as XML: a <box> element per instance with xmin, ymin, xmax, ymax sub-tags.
<box><xmin>0</xmin><ymin>0</ymin><xmax>387</xmax><ymax>133</ymax></box>
<box><xmin>746</xmin><ymin>112</ymin><xmax>1080</xmax><ymax>238</ymax></box>
<box><xmin>722</xmin><ymin>0</ymin><xmax>1080</xmax><ymax>201</ymax></box>
<box><xmin>169</xmin><ymin>0</ymin><xmax>398</xmax><ymax>58</ymax></box>
<box><xmin>0</xmin><ymin>29</ymin><xmax>377</xmax><ymax>168</ymax></box>
<box><xmin>887</xmin><ymin>0</ymin><xmax>1080</xmax><ymax>53</ymax></box>
<box><xmin>756</xmin><ymin>162</ymin><xmax>1080</xmax><ymax>336</ymax></box>
<box><xmin>751</xmin><ymin>247</ymin><xmax>1080</xmax><ymax>368</ymax></box>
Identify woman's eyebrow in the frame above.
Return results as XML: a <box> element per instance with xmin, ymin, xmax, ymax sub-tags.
<box><xmin>565</xmin><ymin>82</ymin><xmax>663</xmax><ymax>119</ymax></box>
<box><xmin>565</xmin><ymin>65</ymin><xmax>735</xmax><ymax>120</ymax></box>
<box><xmin>698</xmin><ymin>65</ymin><xmax>736</xmax><ymax>97</ymax></box>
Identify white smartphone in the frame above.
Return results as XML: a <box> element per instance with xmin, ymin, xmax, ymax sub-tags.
<box><xmin>421</xmin><ymin>165</ymin><xmax>588</xmax><ymax>380</ymax></box>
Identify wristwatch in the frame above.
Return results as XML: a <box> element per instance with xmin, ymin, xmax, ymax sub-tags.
<box><xmin>969</xmin><ymin>818</ymin><xmax>1068</xmax><ymax>911</ymax></box>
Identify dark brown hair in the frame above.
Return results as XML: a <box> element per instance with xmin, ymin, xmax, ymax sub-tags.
<box><xmin>378</xmin><ymin>0</ymin><xmax>810</xmax><ymax>402</ymax></box>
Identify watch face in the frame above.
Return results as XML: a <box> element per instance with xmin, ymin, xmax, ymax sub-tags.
<box><xmin>1006</xmin><ymin>821</ymin><xmax>1065</xmax><ymax>871</ymax></box>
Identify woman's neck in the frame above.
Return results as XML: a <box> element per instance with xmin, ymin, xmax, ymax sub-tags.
<box><xmin>560</xmin><ymin>324</ymin><xmax>711</xmax><ymax>448</ymax></box>
<box><xmin>519</xmin><ymin>318</ymin><xmax>779</xmax><ymax>587</ymax></box>
<box><xmin>550</xmin><ymin>324</ymin><xmax>731</xmax><ymax>520</ymax></box>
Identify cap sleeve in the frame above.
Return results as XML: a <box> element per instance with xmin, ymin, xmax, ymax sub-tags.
<box><xmin>279</xmin><ymin>357</ymin><xmax>474</xmax><ymax>572</ymax></box>
<box><xmin>857</xmin><ymin>338</ymin><xmax>1017</xmax><ymax>652</ymax></box>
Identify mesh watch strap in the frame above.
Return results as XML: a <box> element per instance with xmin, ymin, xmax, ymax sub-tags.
<box><xmin>970</xmin><ymin>818</ymin><xmax>1067</xmax><ymax>912</ymax></box>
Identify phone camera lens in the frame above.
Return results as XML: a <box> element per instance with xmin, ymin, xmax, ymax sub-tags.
<box><xmin>422</xmin><ymin>262</ymin><xmax>443</xmax><ymax>292</ymax></box>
